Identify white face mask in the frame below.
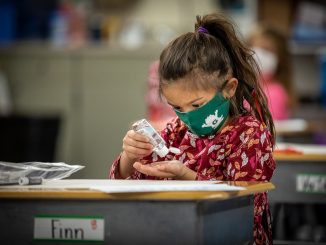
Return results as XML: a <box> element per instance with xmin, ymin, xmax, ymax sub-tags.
<box><xmin>252</xmin><ymin>47</ymin><xmax>278</xmax><ymax>76</ymax></box>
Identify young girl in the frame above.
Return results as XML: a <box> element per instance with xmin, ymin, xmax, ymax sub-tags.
<box><xmin>110</xmin><ymin>13</ymin><xmax>276</xmax><ymax>244</ymax></box>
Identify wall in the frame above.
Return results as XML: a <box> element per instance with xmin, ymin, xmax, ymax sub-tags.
<box><xmin>0</xmin><ymin>44</ymin><xmax>159</xmax><ymax>178</ymax></box>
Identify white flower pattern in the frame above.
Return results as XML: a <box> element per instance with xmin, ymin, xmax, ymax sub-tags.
<box><xmin>178</xmin><ymin>153</ymin><xmax>186</xmax><ymax>163</ymax></box>
<box><xmin>202</xmin><ymin>110</ymin><xmax>224</xmax><ymax>129</ymax></box>
<box><xmin>260</xmin><ymin>132</ymin><xmax>266</xmax><ymax>145</ymax></box>
<box><xmin>241</xmin><ymin>152</ymin><xmax>248</xmax><ymax>167</ymax></box>
<box><xmin>260</xmin><ymin>153</ymin><xmax>269</xmax><ymax>167</ymax></box>
<box><xmin>208</xmin><ymin>144</ymin><xmax>221</xmax><ymax>155</ymax></box>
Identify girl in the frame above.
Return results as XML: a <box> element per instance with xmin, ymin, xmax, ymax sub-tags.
<box><xmin>110</xmin><ymin>13</ymin><xmax>276</xmax><ymax>244</ymax></box>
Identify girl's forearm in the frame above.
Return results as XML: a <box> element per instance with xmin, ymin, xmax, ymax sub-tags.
<box><xmin>118</xmin><ymin>152</ymin><xmax>136</xmax><ymax>179</ymax></box>
<box><xmin>177</xmin><ymin>167</ymin><xmax>197</xmax><ymax>180</ymax></box>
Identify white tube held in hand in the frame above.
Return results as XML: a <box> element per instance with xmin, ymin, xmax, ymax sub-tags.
<box><xmin>133</xmin><ymin>119</ymin><xmax>181</xmax><ymax>157</ymax></box>
<box><xmin>132</xmin><ymin>119</ymin><xmax>169</xmax><ymax>157</ymax></box>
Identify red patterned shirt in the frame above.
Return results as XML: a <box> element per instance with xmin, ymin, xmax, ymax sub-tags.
<box><xmin>109</xmin><ymin>114</ymin><xmax>276</xmax><ymax>244</ymax></box>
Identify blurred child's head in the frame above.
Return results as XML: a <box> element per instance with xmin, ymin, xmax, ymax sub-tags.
<box><xmin>248</xmin><ymin>23</ymin><xmax>295</xmax><ymax>106</ymax></box>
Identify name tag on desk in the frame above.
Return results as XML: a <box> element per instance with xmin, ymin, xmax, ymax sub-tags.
<box><xmin>296</xmin><ymin>174</ymin><xmax>326</xmax><ymax>194</ymax></box>
<box><xmin>34</xmin><ymin>215</ymin><xmax>105</xmax><ymax>242</ymax></box>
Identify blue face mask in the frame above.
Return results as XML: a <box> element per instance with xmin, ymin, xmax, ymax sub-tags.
<box><xmin>174</xmin><ymin>93</ymin><xmax>230</xmax><ymax>136</ymax></box>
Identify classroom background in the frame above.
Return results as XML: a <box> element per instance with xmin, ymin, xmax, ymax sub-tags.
<box><xmin>0</xmin><ymin>0</ymin><xmax>325</xmax><ymax>243</ymax></box>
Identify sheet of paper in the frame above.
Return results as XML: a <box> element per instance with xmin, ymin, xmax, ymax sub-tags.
<box><xmin>0</xmin><ymin>179</ymin><xmax>245</xmax><ymax>192</ymax></box>
<box><xmin>89</xmin><ymin>180</ymin><xmax>245</xmax><ymax>193</ymax></box>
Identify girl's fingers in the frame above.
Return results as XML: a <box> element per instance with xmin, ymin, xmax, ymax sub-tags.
<box><xmin>133</xmin><ymin>162</ymin><xmax>143</xmax><ymax>170</ymax></box>
<box><xmin>124</xmin><ymin>145</ymin><xmax>152</xmax><ymax>156</ymax></box>
<box><xmin>122</xmin><ymin>130</ymin><xmax>153</xmax><ymax>160</ymax></box>
<box><xmin>133</xmin><ymin>162</ymin><xmax>174</xmax><ymax>178</ymax></box>
<box><xmin>133</xmin><ymin>162</ymin><xmax>170</xmax><ymax>177</ymax></box>
<box><xmin>124</xmin><ymin>131</ymin><xmax>152</xmax><ymax>150</ymax></box>
<box><xmin>149</xmin><ymin>162</ymin><xmax>168</xmax><ymax>171</ymax></box>
<box><xmin>127</xmin><ymin>130</ymin><xmax>151</xmax><ymax>144</ymax></box>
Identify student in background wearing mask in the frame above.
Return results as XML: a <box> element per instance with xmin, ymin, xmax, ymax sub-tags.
<box><xmin>248</xmin><ymin>24</ymin><xmax>296</xmax><ymax>120</ymax></box>
<box><xmin>146</xmin><ymin>60</ymin><xmax>175</xmax><ymax>130</ymax></box>
<box><xmin>109</xmin><ymin>13</ymin><xmax>276</xmax><ymax>244</ymax></box>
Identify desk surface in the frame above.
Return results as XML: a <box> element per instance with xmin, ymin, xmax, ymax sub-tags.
<box><xmin>274</xmin><ymin>152</ymin><xmax>326</xmax><ymax>161</ymax></box>
<box><xmin>274</xmin><ymin>142</ymin><xmax>326</xmax><ymax>162</ymax></box>
<box><xmin>0</xmin><ymin>180</ymin><xmax>274</xmax><ymax>201</ymax></box>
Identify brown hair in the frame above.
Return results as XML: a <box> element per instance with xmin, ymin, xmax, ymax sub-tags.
<box><xmin>247</xmin><ymin>23</ymin><xmax>296</xmax><ymax>108</ymax></box>
<box><xmin>158</xmin><ymin>12</ymin><xmax>275</xmax><ymax>140</ymax></box>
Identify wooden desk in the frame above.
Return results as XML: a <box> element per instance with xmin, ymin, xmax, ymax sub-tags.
<box><xmin>0</xmin><ymin>180</ymin><xmax>273</xmax><ymax>245</ymax></box>
<box><xmin>271</xmin><ymin>145</ymin><xmax>326</xmax><ymax>243</ymax></box>
<box><xmin>274</xmin><ymin>152</ymin><xmax>326</xmax><ymax>162</ymax></box>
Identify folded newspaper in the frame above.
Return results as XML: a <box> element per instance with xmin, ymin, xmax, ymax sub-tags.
<box><xmin>0</xmin><ymin>161</ymin><xmax>84</xmax><ymax>185</ymax></box>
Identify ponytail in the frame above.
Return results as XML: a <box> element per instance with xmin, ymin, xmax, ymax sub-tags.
<box><xmin>196</xmin><ymin>13</ymin><xmax>275</xmax><ymax>140</ymax></box>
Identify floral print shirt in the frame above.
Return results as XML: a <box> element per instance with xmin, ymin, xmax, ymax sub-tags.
<box><xmin>109</xmin><ymin>114</ymin><xmax>276</xmax><ymax>244</ymax></box>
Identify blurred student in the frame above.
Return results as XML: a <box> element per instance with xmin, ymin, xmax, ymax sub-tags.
<box><xmin>248</xmin><ymin>24</ymin><xmax>296</xmax><ymax>120</ymax></box>
<box><xmin>146</xmin><ymin>60</ymin><xmax>175</xmax><ymax>130</ymax></box>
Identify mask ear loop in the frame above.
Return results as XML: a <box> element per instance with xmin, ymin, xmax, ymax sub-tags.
<box><xmin>241</xmin><ymin>80</ymin><xmax>266</xmax><ymax>128</ymax></box>
<box><xmin>221</xmin><ymin>79</ymin><xmax>266</xmax><ymax>127</ymax></box>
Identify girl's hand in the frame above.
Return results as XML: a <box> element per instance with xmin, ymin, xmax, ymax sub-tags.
<box><xmin>122</xmin><ymin>130</ymin><xmax>153</xmax><ymax>162</ymax></box>
<box><xmin>133</xmin><ymin>160</ymin><xmax>196</xmax><ymax>180</ymax></box>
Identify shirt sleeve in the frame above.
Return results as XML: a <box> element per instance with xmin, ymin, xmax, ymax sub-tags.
<box><xmin>108</xmin><ymin>155</ymin><xmax>121</xmax><ymax>179</ymax></box>
<box><xmin>225</xmin><ymin>122</ymin><xmax>275</xmax><ymax>181</ymax></box>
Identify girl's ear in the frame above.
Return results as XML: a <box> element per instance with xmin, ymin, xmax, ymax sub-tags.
<box><xmin>222</xmin><ymin>78</ymin><xmax>238</xmax><ymax>98</ymax></box>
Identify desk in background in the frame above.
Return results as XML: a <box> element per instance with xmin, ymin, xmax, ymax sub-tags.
<box><xmin>0</xmin><ymin>180</ymin><xmax>274</xmax><ymax>245</ymax></box>
<box><xmin>271</xmin><ymin>143</ymin><xmax>326</xmax><ymax>243</ymax></box>
<box><xmin>275</xmin><ymin>119</ymin><xmax>326</xmax><ymax>144</ymax></box>
<box><xmin>272</xmin><ymin>143</ymin><xmax>326</xmax><ymax>204</ymax></box>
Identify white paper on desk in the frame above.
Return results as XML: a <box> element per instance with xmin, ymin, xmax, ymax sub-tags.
<box><xmin>0</xmin><ymin>179</ymin><xmax>245</xmax><ymax>192</ymax></box>
<box><xmin>88</xmin><ymin>180</ymin><xmax>245</xmax><ymax>193</ymax></box>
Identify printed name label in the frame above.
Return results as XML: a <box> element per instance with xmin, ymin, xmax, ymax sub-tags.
<box><xmin>34</xmin><ymin>215</ymin><xmax>104</xmax><ymax>242</ymax></box>
<box><xmin>296</xmin><ymin>174</ymin><xmax>326</xmax><ymax>193</ymax></box>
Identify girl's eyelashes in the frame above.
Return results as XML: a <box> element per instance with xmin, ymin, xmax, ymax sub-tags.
<box><xmin>172</xmin><ymin>106</ymin><xmax>181</xmax><ymax>111</ymax></box>
<box><xmin>168</xmin><ymin>99</ymin><xmax>205</xmax><ymax>111</ymax></box>
<box><xmin>171</xmin><ymin>103</ymin><xmax>202</xmax><ymax>111</ymax></box>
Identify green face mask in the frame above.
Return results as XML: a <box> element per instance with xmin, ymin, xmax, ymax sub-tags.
<box><xmin>174</xmin><ymin>93</ymin><xmax>230</xmax><ymax>137</ymax></box>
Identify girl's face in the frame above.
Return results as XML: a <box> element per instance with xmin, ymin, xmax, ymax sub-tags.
<box><xmin>162</xmin><ymin>81</ymin><xmax>216</xmax><ymax>113</ymax></box>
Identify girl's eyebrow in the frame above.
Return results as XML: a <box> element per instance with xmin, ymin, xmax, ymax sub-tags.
<box><xmin>167</xmin><ymin>97</ymin><xmax>204</xmax><ymax>107</ymax></box>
